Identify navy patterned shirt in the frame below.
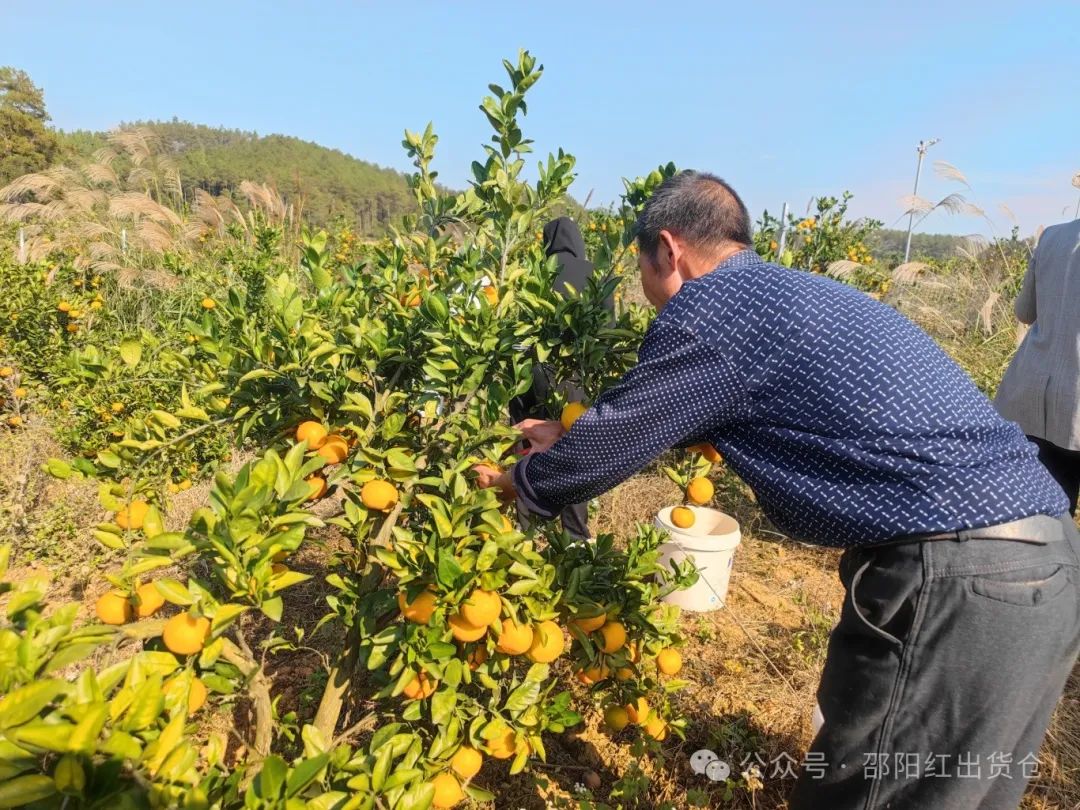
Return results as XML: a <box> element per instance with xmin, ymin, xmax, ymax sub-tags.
<box><xmin>513</xmin><ymin>249</ymin><xmax>1067</xmax><ymax>547</ymax></box>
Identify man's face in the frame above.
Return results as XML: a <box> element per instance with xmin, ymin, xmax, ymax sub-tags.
<box><xmin>637</xmin><ymin>242</ymin><xmax>683</xmax><ymax>309</ymax></box>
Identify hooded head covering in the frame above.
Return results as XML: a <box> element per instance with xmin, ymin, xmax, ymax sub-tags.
<box><xmin>542</xmin><ymin>216</ymin><xmax>613</xmax><ymax>311</ymax></box>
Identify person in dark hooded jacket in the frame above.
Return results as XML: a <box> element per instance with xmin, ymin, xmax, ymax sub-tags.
<box><xmin>508</xmin><ymin>216</ymin><xmax>610</xmax><ymax>540</ymax></box>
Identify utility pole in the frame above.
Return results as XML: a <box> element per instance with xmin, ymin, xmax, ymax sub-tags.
<box><xmin>903</xmin><ymin>138</ymin><xmax>940</xmax><ymax>263</ymax></box>
<box><xmin>775</xmin><ymin>202</ymin><xmax>790</xmax><ymax>261</ymax></box>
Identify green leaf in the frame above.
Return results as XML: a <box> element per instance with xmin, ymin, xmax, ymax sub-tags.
<box><xmin>0</xmin><ymin>774</ymin><xmax>56</xmax><ymax>807</ymax></box>
<box><xmin>0</xmin><ymin>680</ymin><xmax>67</xmax><ymax>730</ymax></box>
<box><xmin>119</xmin><ymin>338</ymin><xmax>142</xmax><ymax>367</ymax></box>
<box><xmin>43</xmin><ymin>458</ymin><xmax>72</xmax><ymax>479</ymax></box>
<box><xmin>285</xmin><ymin>753</ymin><xmax>329</xmax><ymax>797</ymax></box>
<box><xmin>151</xmin><ymin>410</ymin><xmax>181</xmax><ymax>429</ymax></box>
<box><xmin>154</xmin><ymin>578</ymin><xmax>194</xmax><ymax>606</ymax></box>
<box><xmin>96</xmin><ymin>450</ymin><xmax>121</xmax><ymax>470</ymax></box>
<box><xmin>92</xmin><ymin>528</ymin><xmax>125</xmax><ymax>550</ymax></box>
<box><xmin>260</xmin><ymin>597</ymin><xmax>283</xmax><ymax>622</ymax></box>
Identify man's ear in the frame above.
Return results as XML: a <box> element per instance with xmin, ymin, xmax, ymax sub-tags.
<box><xmin>657</xmin><ymin>229</ymin><xmax>680</xmax><ymax>276</ymax></box>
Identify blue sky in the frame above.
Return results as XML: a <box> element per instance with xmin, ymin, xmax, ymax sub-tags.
<box><xmin>4</xmin><ymin>1</ymin><xmax>1079</xmax><ymax>236</ymax></box>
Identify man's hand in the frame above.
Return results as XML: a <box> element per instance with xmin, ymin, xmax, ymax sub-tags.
<box><xmin>472</xmin><ymin>463</ymin><xmax>516</xmax><ymax>501</ymax></box>
<box><xmin>514</xmin><ymin>418</ymin><xmax>566</xmax><ymax>454</ymax></box>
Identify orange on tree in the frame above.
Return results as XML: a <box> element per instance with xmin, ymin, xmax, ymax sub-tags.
<box><xmin>295</xmin><ymin>420</ymin><xmax>328</xmax><ymax>449</ymax></box>
<box><xmin>687</xmin><ymin>477</ymin><xmax>714</xmax><ymax>505</ymax></box>
<box><xmin>570</xmin><ymin>612</ymin><xmax>606</xmax><ymax>633</ymax></box>
<box><xmin>495</xmin><ymin>618</ymin><xmax>534</xmax><ymax>655</ymax></box>
<box><xmin>0</xmin><ymin>367</ymin><xmax>11</xmax><ymax>377</ymax></box>
<box><xmin>316</xmin><ymin>434</ymin><xmax>349</xmax><ymax>465</ymax></box>
<box><xmin>431</xmin><ymin>772</ymin><xmax>464</xmax><ymax>808</ymax></box>
<box><xmin>95</xmin><ymin>591</ymin><xmax>132</xmax><ymax>625</ymax></box>
<box><xmin>686</xmin><ymin>444</ymin><xmax>721</xmax><ymax>462</ymax></box>
<box><xmin>398</xmin><ymin>588</ymin><xmax>437</xmax><ymax>625</ymax></box>
<box><xmin>671</xmin><ymin>506</ymin><xmax>695</xmax><ymax>529</ymax></box>
<box><xmin>485</xmin><ymin>728</ymin><xmax>517</xmax><ymax>760</ymax></box>
<box><xmin>13</xmin><ymin>387</ymin><xmax>26</xmax><ymax>398</ymax></box>
<box><xmin>133</xmin><ymin>582</ymin><xmax>165</xmax><ymax>618</ymax></box>
<box><xmin>110</xmin><ymin>401</ymin><xmax>124</xmax><ymax>413</ymax></box>
<box><xmin>625</xmin><ymin>697</ymin><xmax>651</xmax><ymax>725</ymax></box>
<box><xmin>450</xmin><ymin>613</ymin><xmax>488</xmax><ymax>643</ymax></box>
<box><xmin>450</xmin><ymin>746</ymin><xmax>483</xmax><ymax>780</ymax></box>
<box><xmin>615</xmin><ymin>667</ymin><xmax>634</xmax><ymax>681</ymax></box>
<box><xmin>162</xmin><ymin>612</ymin><xmax>211</xmax><ymax>655</ymax></box>
<box><xmin>115</xmin><ymin>499</ymin><xmax>150</xmax><ymax>530</ymax></box>
<box><xmin>460</xmin><ymin>588</ymin><xmax>501</xmax><ymax>628</ymax></box>
<box><xmin>200</xmin><ymin>297</ymin><xmax>216</xmax><ymax>310</ymax></box>
<box><xmin>598</xmin><ymin>621</ymin><xmax>627</xmax><ymax>654</ymax></box>
<box><xmin>481</xmin><ymin>285</ymin><xmax>498</xmax><ymax>306</ymax></box>
<box><xmin>657</xmin><ymin>647</ymin><xmax>683</xmax><ymax>676</ymax></box>
<box><xmin>603</xmin><ymin>705</ymin><xmax>630</xmax><ymax>732</ymax></box>
<box><xmin>402</xmin><ymin>672</ymin><xmax>438</xmax><ymax>700</ymax></box>
<box><xmin>57</xmin><ymin>301</ymin><xmax>71</xmax><ymax>312</ymax></box>
<box><xmin>361</xmin><ymin>479</ymin><xmax>399</xmax><ymax>511</ymax></box>
<box><xmin>560</xmin><ymin>401</ymin><xmax>588</xmax><ymax>431</ymax></box>
<box><xmin>305</xmin><ymin>475</ymin><xmax>327</xmax><ymax>501</ymax></box>
<box><xmin>465</xmin><ymin>644</ymin><xmax>488</xmax><ymax>670</ymax></box>
<box><xmin>527</xmin><ymin>620</ymin><xmax>565</xmax><ymax>663</ymax></box>
<box><xmin>575</xmin><ymin>663</ymin><xmax>610</xmax><ymax>685</ymax></box>
<box><xmin>644</xmin><ymin>714</ymin><xmax>669</xmax><ymax>741</ymax></box>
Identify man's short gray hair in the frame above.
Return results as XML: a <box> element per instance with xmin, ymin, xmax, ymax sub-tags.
<box><xmin>634</xmin><ymin>170</ymin><xmax>752</xmax><ymax>259</ymax></box>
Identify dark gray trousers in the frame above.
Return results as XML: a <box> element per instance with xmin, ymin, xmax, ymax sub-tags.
<box><xmin>790</xmin><ymin>514</ymin><xmax>1080</xmax><ymax>810</ymax></box>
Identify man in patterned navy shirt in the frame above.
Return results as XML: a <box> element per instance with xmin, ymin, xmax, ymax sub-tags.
<box><xmin>477</xmin><ymin>171</ymin><xmax>1080</xmax><ymax>809</ymax></box>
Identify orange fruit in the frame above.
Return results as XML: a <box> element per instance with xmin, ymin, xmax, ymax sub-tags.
<box><xmin>625</xmin><ymin>697</ymin><xmax>651</xmax><ymax>725</ymax></box>
<box><xmin>431</xmin><ymin>772</ymin><xmax>464</xmax><ymax>808</ymax></box>
<box><xmin>657</xmin><ymin>648</ymin><xmax>683</xmax><ymax>676</ymax></box>
<box><xmin>603</xmin><ymin>705</ymin><xmax>630</xmax><ymax>732</ymax></box>
<box><xmin>58</xmin><ymin>301</ymin><xmax>71</xmax><ymax>312</ymax></box>
<box><xmin>450</xmin><ymin>746</ymin><xmax>483</xmax><ymax>780</ymax></box>
<box><xmin>133</xmin><ymin>582</ymin><xmax>165</xmax><ymax>618</ymax></box>
<box><xmin>527</xmin><ymin>620</ymin><xmax>565</xmax><ymax>663</ymax></box>
<box><xmin>485</xmin><ymin>729</ymin><xmax>517</xmax><ymax>760</ymax></box>
<box><xmin>200</xmin><ymin>297</ymin><xmax>216</xmax><ymax>309</ymax></box>
<box><xmin>628</xmin><ymin>642</ymin><xmax>641</xmax><ymax>663</ymax></box>
<box><xmin>404</xmin><ymin>291</ymin><xmax>421</xmax><ymax>307</ymax></box>
<box><xmin>460</xmin><ymin>589</ymin><xmax>501</xmax><ymax>628</ymax></box>
<box><xmin>575</xmin><ymin>664</ymin><xmax>610</xmax><ymax>685</ymax></box>
<box><xmin>560</xmin><ymin>401</ymin><xmax>588</xmax><ymax>431</ymax></box>
<box><xmin>615</xmin><ymin>667</ymin><xmax>634</xmax><ymax>681</ymax></box>
<box><xmin>496</xmin><ymin>619</ymin><xmax>533</xmax><ymax>655</ymax></box>
<box><xmin>644</xmin><ymin>714</ymin><xmax>668</xmax><ymax>741</ymax></box>
<box><xmin>465</xmin><ymin>644</ymin><xmax>488</xmax><ymax>670</ymax></box>
<box><xmin>686</xmin><ymin>477</ymin><xmax>714</xmax><ymax>505</ymax></box>
<box><xmin>598</xmin><ymin>621</ymin><xmax>626</xmax><ymax>654</ymax></box>
<box><xmin>295</xmin><ymin>421</ymin><xmax>328</xmax><ymax>449</ymax></box>
<box><xmin>13</xmin><ymin>387</ymin><xmax>26</xmax><ymax>398</ymax></box>
<box><xmin>402</xmin><ymin>672</ymin><xmax>438</xmax><ymax>700</ymax></box>
<box><xmin>316</xmin><ymin>435</ymin><xmax>349</xmax><ymax>465</ymax></box>
<box><xmin>115</xmin><ymin>499</ymin><xmax>150</xmax><ymax>530</ymax></box>
<box><xmin>398</xmin><ymin>588</ymin><xmax>437</xmax><ymax>625</ymax></box>
<box><xmin>695</xmin><ymin>443</ymin><xmax>722</xmax><ymax>462</ymax></box>
<box><xmin>0</xmin><ymin>367</ymin><xmax>11</xmax><ymax>377</ymax></box>
<box><xmin>162</xmin><ymin>612</ymin><xmax>211</xmax><ymax>655</ymax></box>
<box><xmin>481</xmin><ymin>285</ymin><xmax>498</xmax><ymax>307</ymax></box>
<box><xmin>570</xmin><ymin>613</ymin><xmax>606</xmax><ymax>633</ymax></box>
<box><xmin>305</xmin><ymin>475</ymin><xmax>327</xmax><ymax>501</ymax></box>
<box><xmin>450</xmin><ymin>613</ymin><xmax>487</xmax><ymax>643</ymax></box>
<box><xmin>671</xmin><ymin>506</ymin><xmax>695</xmax><ymax>529</ymax></box>
<box><xmin>95</xmin><ymin>591</ymin><xmax>132</xmax><ymax>625</ymax></box>
<box><xmin>361</xmin><ymin>479</ymin><xmax>398</xmax><ymax>511</ymax></box>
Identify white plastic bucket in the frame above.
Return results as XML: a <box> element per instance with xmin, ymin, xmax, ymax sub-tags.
<box><xmin>654</xmin><ymin>506</ymin><xmax>741</xmax><ymax>612</ymax></box>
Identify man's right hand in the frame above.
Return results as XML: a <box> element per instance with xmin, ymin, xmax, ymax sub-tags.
<box><xmin>514</xmin><ymin>419</ymin><xmax>566</xmax><ymax>454</ymax></box>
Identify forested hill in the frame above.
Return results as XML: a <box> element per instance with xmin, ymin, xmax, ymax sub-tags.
<box><xmin>60</xmin><ymin>120</ymin><xmax>414</xmax><ymax>234</ymax></box>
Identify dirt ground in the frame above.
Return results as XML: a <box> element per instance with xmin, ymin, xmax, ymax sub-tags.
<box><xmin>2</xmin><ymin>425</ymin><xmax>1077</xmax><ymax>809</ymax></box>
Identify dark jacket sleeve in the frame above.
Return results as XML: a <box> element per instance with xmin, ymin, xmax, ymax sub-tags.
<box><xmin>513</xmin><ymin>319</ymin><xmax>747</xmax><ymax>517</ymax></box>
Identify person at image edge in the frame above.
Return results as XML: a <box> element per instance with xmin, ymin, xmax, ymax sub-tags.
<box><xmin>475</xmin><ymin>171</ymin><xmax>1080</xmax><ymax>810</ymax></box>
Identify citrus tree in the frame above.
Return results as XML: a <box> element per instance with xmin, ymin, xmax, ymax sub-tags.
<box><xmin>0</xmin><ymin>51</ymin><xmax>696</xmax><ymax>809</ymax></box>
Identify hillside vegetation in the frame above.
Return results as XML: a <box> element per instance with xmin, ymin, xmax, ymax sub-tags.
<box><xmin>61</xmin><ymin>121</ymin><xmax>414</xmax><ymax>234</ymax></box>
